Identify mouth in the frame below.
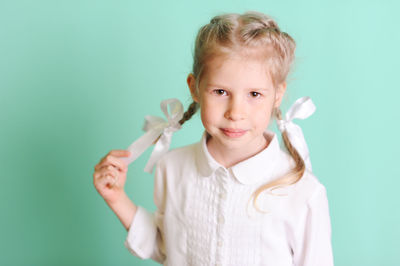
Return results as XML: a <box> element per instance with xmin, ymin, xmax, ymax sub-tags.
<box><xmin>220</xmin><ymin>128</ymin><xmax>247</xmax><ymax>138</ymax></box>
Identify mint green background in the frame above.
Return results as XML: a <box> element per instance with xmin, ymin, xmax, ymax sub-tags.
<box><xmin>1</xmin><ymin>0</ymin><xmax>399</xmax><ymax>265</ymax></box>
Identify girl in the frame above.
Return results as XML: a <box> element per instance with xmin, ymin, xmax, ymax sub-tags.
<box><xmin>93</xmin><ymin>11</ymin><xmax>334</xmax><ymax>266</ymax></box>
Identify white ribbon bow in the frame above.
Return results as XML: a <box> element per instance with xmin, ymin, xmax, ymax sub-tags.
<box><xmin>276</xmin><ymin>96</ymin><xmax>316</xmax><ymax>171</ymax></box>
<box><xmin>121</xmin><ymin>98</ymin><xmax>184</xmax><ymax>173</ymax></box>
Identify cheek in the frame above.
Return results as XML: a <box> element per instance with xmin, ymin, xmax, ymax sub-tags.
<box><xmin>200</xmin><ymin>108</ymin><xmax>208</xmax><ymax>125</ymax></box>
<box><xmin>199</xmin><ymin>108</ymin><xmax>216</xmax><ymax>133</ymax></box>
<box><xmin>200</xmin><ymin>96</ymin><xmax>217</xmax><ymax>116</ymax></box>
<box><xmin>256</xmin><ymin>114</ymin><xmax>272</xmax><ymax>128</ymax></box>
<box><xmin>252</xmin><ymin>104</ymin><xmax>274</xmax><ymax>128</ymax></box>
<box><xmin>200</xmin><ymin>105</ymin><xmax>216</xmax><ymax>125</ymax></box>
<box><xmin>199</xmin><ymin>99</ymin><xmax>225</xmax><ymax>129</ymax></box>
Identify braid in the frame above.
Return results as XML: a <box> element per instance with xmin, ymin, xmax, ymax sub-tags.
<box><xmin>249</xmin><ymin>108</ymin><xmax>306</xmax><ymax>214</ymax></box>
<box><xmin>240</xmin><ymin>12</ymin><xmax>282</xmax><ymax>41</ymax></box>
<box><xmin>179</xmin><ymin>101</ymin><xmax>199</xmax><ymax>125</ymax></box>
<box><xmin>275</xmin><ymin>108</ymin><xmax>306</xmax><ymax>184</ymax></box>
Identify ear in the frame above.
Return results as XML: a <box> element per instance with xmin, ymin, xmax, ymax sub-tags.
<box><xmin>274</xmin><ymin>81</ymin><xmax>287</xmax><ymax>108</ymax></box>
<box><xmin>187</xmin><ymin>73</ymin><xmax>199</xmax><ymax>103</ymax></box>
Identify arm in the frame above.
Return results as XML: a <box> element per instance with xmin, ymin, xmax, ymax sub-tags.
<box><xmin>293</xmin><ymin>186</ymin><xmax>334</xmax><ymax>266</ymax></box>
<box><xmin>124</xmin><ymin>160</ymin><xmax>167</xmax><ymax>263</ymax></box>
<box><xmin>93</xmin><ymin>150</ymin><xmax>138</xmax><ymax>230</ymax></box>
<box><xmin>107</xmin><ymin>192</ymin><xmax>137</xmax><ymax>230</ymax></box>
<box><xmin>93</xmin><ymin>150</ymin><xmax>165</xmax><ymax>263</ymax></box>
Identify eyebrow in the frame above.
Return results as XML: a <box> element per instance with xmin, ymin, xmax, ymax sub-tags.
<box><xmin>207</xmin><ymin>83</ymin><xmax>271</xmax><ymax>91</ymax></box>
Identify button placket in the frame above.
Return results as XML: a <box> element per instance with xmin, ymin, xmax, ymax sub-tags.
<box><xmin>215</xmin><ymin>167</ymin><xmax>228</xmax><ymax>265</ymax></box>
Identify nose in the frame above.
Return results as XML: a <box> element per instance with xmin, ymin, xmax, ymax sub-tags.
<box><xmin>224</xmin><ymin>96</ymin><xmax>245</xmax><ymax>121</ymax></box>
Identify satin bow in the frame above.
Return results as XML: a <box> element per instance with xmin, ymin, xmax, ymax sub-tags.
<box><xmin>276</xmin><ymin>96</ymin><xmax>316</xmax><ymax>171</ymax></box>
<box><xmin>121</xmin><ymin>98</ymin><xmax>184</xmax><ymax>173</ymax></box>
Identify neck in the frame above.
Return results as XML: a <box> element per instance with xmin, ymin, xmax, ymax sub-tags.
<box><xmin>206</xmin><ymin>134</ymin><xmax>269</xmax><ymax>168</ymax></box>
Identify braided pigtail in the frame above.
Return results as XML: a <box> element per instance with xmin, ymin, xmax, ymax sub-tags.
<box><xmin>179</xmin><ymin>101</ymin><xmax>199</xmax><ymax>126</ymax></box>
<box><xmin>274</xmin><ymin>108</ymin><xmax>306</xmax><ymax>187</ymax></box>
<box><xmin>249</xmin><ymin>108</ymin><xmax>306</xmax><ymax>213</ymax></box>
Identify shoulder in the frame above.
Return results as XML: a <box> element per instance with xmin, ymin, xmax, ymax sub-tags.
<box><xmin>295</xmin><ymin>170</ymin><xmax>328</xmax><ymax>202</ymax></box>
<box><xmin>272</xmin><ymin>152</ymin><xmax>328</xmax><ymax>210</ymax></box>
<box><xmin>277</xmin><ymin>148</ymin><xmax>327</xmax><ymax>203</ymax></box>
<box><xmin>153</xmin><ymin>142</ymin><xmax>199</xmax><ymax>197</ymax></box>
<box><xmin>286</xmin><ymin>171</ymin><xmax>329</xmax><ymax>222</ymax></box>
<box><xmin>155</xmin><ymin>142</ymin><xmax>198</xmax><ymax>173</ymax></box>
<box><xmin>158</xmin><ymin>142</ymin><xmax>197</xmax><ymax>164</ymax></box>
<box><xmin>265</xmin><ymin>169</ymin><xmax>328</xmax><ymax>221</ymax></box>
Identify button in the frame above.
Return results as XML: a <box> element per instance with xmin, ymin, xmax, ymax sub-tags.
<box><xmin>220</xmin><ymin>192</ymin><xmax>227</xmax><ymax>199</ymax></box>
<box><xmin>218</xmin><ymin>215</ymin><xmax>225</xmax><ymax>224</ymax></box>
<box><xmin>217</xmin><ymin>240</ymin><xmax>223</xmax><ymax>247</ymax></box>
<box><xmin>217</xmin><ymin>167</ymin><xmax>227</xmax><ymax>176</ymax></box>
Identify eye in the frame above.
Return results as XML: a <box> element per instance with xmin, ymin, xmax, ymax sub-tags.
<box><xmin>249</xmin><ymin>91</ymin><xmax>261</xmax><ymax>98</ymax></box>
<box><xmin>213</xmin><ymin>89</ymin><xmax>227</xmax><ymax>96</ymax></box>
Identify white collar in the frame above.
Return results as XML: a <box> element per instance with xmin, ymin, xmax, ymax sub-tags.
<box><xmin>195</xmin><ymin>130</ymin><xmax>282</xmax><ymax>185</ymax></box>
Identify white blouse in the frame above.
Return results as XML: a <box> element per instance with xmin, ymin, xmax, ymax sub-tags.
<box><xmin>124</xmin><ymin>130</ymin><xmax>334</xmax><ymax>266</ymax></box>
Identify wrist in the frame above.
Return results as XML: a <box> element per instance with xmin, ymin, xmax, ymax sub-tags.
<box><xmin>106</xmin><ymin>192</ymin><xmax>137</xmax><ymax>230</ymax></box>
<box><xmin>106</xmin><ymin>190</ymin><xmax>128</xmax><ymax>208</ymax></box>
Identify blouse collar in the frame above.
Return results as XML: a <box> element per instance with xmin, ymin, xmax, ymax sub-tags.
<box><xmin>195</xmin><ymin>130</ymin><xmax>282</xmax><ymax>185</ymax></box>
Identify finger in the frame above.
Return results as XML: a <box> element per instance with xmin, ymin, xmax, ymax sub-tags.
<box><xmin>106</xmin><ymin>174</ymin><xmax>120</xmax><ymax>188</ymax></box>
<box><xmin>94</xmin><ymin>170</ymin><xmax>119</xmax><ymax>187</ymax></box>
<box><xmin>99</xmin><ymin>150</ymin><xmax>130</xmax><ymax>167</ymax></box>
<box><xmin>97</xmin><ymin>165</ymin><xmax>119</xmax><ymax>178</ymax></box>
<box><xmin>94</xmin><ymin>172</ymin><xmax>111</xmax><ymax>188</ymax></box>
<box><xmin>94</xmin><ymin>164</ymin><xmax>118</xmax><ymax>179</ymax></box>
<box><xmin>95</xmin><ymin>155</ymin><xmax>129</xmax><ymax>172</ymax></box>
<box><xmin>109</xmin><ymin>150</ymin><xmax>131</xmax><ymax>157</ymax></box>
<box><xmin>105</xmin><ymin>165</ymin><xmax>120</xmax><ymax>175</ymax></box>
<box><xmin>104</xmin><ymin>173</ymin><xmax>119</xmax><ymax>187</ymax></box>
<box><xmin>95</xmin><ymin>150</ymin><xmax>130</xmax><ymax>169</ymax></box>
<box><xmin>97</xmin><ymin>174</ymin><xmax>114</xmax><ymax>188</ymax></box>
<box><xmin>93</xmin><ymin>171</ymin><xmax>102</xmax><ymax>182</ymax></box>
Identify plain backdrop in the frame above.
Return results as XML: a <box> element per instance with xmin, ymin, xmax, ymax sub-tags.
<box><xmin>1</xmin><ymin>0</ymin><xmax>399</xmax><ymax>265</ymax></box>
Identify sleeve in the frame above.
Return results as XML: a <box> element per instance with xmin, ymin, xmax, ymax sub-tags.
<box><xmin>293</xmin><ymin>186</ymin><xmax>334</xmax><ymax>266</ymax></box>
<box><xmin>124</xmin><ymin>160</ymin><xmax>167</xmax><ymax>264</ymax></box>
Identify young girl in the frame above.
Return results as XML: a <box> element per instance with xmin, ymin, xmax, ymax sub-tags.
<box><xmin>93</xmin><ymin>11</ymin><xmax>333</xmax><ymax>266</ymax></box>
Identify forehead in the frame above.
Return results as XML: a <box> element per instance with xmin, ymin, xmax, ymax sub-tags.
<box><xmin>201</xmin><ymin>53</ymin><xmax>274</xmax><ymax>89</ymax></box>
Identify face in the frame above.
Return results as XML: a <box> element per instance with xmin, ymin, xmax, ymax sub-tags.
<box><xmin>187</xmin><ymin>54</ymin><xmax>286</xmax><ymax>156</ymax></box>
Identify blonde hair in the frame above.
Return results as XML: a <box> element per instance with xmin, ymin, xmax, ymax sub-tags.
<box><xmin>179</xmin><ymin>11</ymin><xmax>305</xmax><ymax>213</ymax></box>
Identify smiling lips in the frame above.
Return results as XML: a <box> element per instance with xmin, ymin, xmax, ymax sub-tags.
<box><xmin>220</xmin><ymin>128</ymin><xmax>247</xmax><ymax>138</ymax></box>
